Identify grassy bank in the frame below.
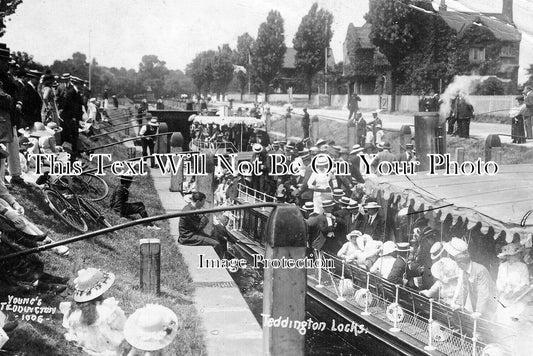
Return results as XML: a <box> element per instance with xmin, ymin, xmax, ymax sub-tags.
<box><xmin>2</xmin><ymin>116</ymin><xmax>205</xmax><ymax>355</ymax></box>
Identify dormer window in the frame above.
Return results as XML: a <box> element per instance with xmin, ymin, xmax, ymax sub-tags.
<box><xmin>469</xmin><ymin>47</ymin><xmax>485</xmax><ymax>63</ymax></box>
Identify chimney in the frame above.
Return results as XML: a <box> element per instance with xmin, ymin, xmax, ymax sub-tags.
<box><xmin>502</xmin><ymin>0</ymin><xmax>513</xmax><ymax>23</ymax></box>
<box><xmin>439</xmin><ymin>0</ymin><xmax>447</xmax><ymax>11</ymax></box>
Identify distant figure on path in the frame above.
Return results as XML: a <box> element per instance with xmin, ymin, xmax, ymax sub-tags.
<box><xmin>347</xmin><ymin>92</ymin><xmax>361</xmax><ymax>121</ymax></box>
<box><xmin>302</xmin><ymin>107</ymin><xmax>310</xmax><ymax>139</ymax></box>
<box><xmin>523</xmin><ymin>86</ymin><xmax>533</xmax><ymax>139</ymax></box>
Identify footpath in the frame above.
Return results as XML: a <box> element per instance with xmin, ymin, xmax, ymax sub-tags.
<box><xmin>150</xmin><ymin>168</ymin><xmax>263</xmax><ymax>356</ymax></box>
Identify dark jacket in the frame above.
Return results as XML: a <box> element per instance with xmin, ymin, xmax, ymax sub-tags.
<box><xmin>178</xmin><ymin>203</ymin><xmax>208</xmax><ymax>239</ymax></box>
<box><xmin>22</xmin><ymin>82</ymin><xmax>42</xmax><ymax>128</ymax></box>
<box><xmin>355</xmin><ymin>213</ymin><xmax>385</xmax><ymax>241</ymax></box>
<box><xmin>109</xmin><ymin>186</ymin><xmax>129</xmax><ymax>216</ymax></box>
<box><xmin>306</xmin><ymin>213</ymin><xmax>333</xmax><ymax>250</ymax></box>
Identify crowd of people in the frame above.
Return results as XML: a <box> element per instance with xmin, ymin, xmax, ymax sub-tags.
<box><xmin>177</xmin><ymin>101</ymin><xmax>533</xmax><ymax>328</ymax></box>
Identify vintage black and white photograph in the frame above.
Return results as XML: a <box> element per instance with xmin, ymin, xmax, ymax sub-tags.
<box><xmin>0</xmin><ymin>0</ymin><xmax>532</xmax><ymax>355</ymax></box>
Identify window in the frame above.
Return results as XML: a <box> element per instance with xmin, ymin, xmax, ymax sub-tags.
<box><xmin>469</xmin><ymin>47</ymin><xmax>485</xmax><ymax>63</ymax></box>
<box><xmin>500</xmin><ymin>44</ymin><xmax>514</xmax><ymax>57</ymax></box>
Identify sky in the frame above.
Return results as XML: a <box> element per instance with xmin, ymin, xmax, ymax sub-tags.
<box><xmin>2</xmin><ymin>0</ymin><xmax>365</xmax><ymax>71</ymax></box>
<box><xmin>3</xmin><ymin>0</ymin><xmax>532</xmax><ymax>82</ymax></box>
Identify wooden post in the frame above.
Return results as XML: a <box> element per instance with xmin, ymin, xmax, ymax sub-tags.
<box><xmin>127</xmin><ymin>147</ymin><xmax>136</xmax><ymax>159</ymax></box>
<box><xmin>311</xmin><ymin>116</ymin><xmax>319</xmax><ymax>144</ymax></box>
<box><xmin>196</xmin><ymin>152</ymin><xmax>215</xmax><ymax>234</ymax></box>
<box><xmin>139</xmin><ymin>238</ymin><xmax>161</xmax><ymax>295</ymax></box>
<box><xmin>399</xmin><ymin>125</ymin><xmax>412</xmax><ymax>150</ymax></box>
<box><xmin>157</xmin><ymin>122</ymin><xmax>169</xmax><ymax>154</ymax></box>
<box><xmin>263</xmin><ymin>205</ymin><xmax>307</xmax><ymax>356</ymax></box>
<box><xmin>169</xmin><ymin>133</ymin><xmax>184</xmax><ymax>192</ymax></box>
<box><xmin>455</xmin><ymin>147</ymin><xmax>465</xmax><ymax>164</ymax></box>
<box><xmin>484</xmin><ymin>134</ymin><xmax>501</xmax><ymax>162</ymax></box>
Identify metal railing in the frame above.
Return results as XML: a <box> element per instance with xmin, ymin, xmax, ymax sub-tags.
<box><xmin>237</xmin><ymin>183</ymin><xmax>276</xmax><ymax>204</ymax></box>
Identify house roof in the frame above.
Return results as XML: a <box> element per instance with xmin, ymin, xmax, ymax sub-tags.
<box><xmin>439</xmin><ymin>10</ymin><xmax>521</xmax><ymax>42</ymax></box>
<box><xmin>353</xmin><ymin>22</ymin><xmax>374</xmax><ymax>49</ymax></box>
<box><xmin>283</xmin><ymin>47</ymin><xmax>335</xmax><ymax>70</ymax></box>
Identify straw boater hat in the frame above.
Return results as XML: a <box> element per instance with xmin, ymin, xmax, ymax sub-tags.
<box><xmin>124</xmin><ymin>304</ymin><xmax>178</xmax><ymax>351</ymax></box>
<box><xmin>73</xmin><ymin>268</ymin><xmax>115</xmax><ymax>302</ymax></box>
<box><xmin>345</xmin><ymin>200</ymin><xmax>358</xmax><ymax>210</ymax></box>
<box><xmin>332</xmin><ymin>189</ymin><xmax>345</xmax><ymax>198</ymax></box>
<box><xmin>148</xmin><ymin>117</ymin><xmax>160</xmax><ymax>126</ymax></box>
<box><xmin>321</xmin><ymin>199</ymin><xmax>335</xmax><ymax>209</ymax></box>
<box><xmin>430</xmin><ymin>242</ymin><xmax>445</xmax><ymax>260</ymax></box>
<box><xmin>380</xmin><ymin>241</ymin><xmax>397</xmax><ymax>256</ymax></box>
<box><xmin>346</xmin><ymin>230</ymin><xmax>362</xmax><ymax>240</ymax></box>
<box><xmin>443</xmin><ymin>237</ymin><xmax>468</xmax><ymax>257</ymax></box>
<box><xmin>497</xmin><ymin>242</ymin><xmax>524</xmax><ymax>259</ymax></box>
<box><xmin>350</xmin><ymin>144</ymin><xmax>364</xmax><ymax>155</ymax></box>
<box><xmin>315</xmin><ymin>139</ymin><xmax>327</xmax><ymax>147</ymax></box>
<box><xmin>396</xmin><ymin>242</ymin><xmax>411</xmax><ymax>253</ymax></box>
<box><xmin>302</xmin><ymin>202</ymin><xmax>315</xmax><ymax>211</ymax></box>
<box><xmin>314</xmin><ymin>154</ymin><xmax>329</xmax><ymax>166</ymax></box>
<box><xmin>29</xmin><ymin>122</ymin><xmax>54</xmax><ymax>137</ymax></box>
<box><xmin>339</xmin><ymin>197</ymin><xmax>352</xmax><ymax>206</ymax></box>
<box><xmin>382</xmin><ymin>142</ymin><xmax>391</xmax><ymax>150</ymax></box>
<box><xmin>364</xmin><ymin>201</ymin><xmax>381</xmax><ymax>210</ymax></box>
<box><xmin>46</xmin><ymin>122</ymin><xmax>63</xmax><ymax>133</ymax></box>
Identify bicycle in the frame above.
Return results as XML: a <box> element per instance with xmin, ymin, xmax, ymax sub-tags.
<box><xmin>54</xmin><ymin>172</ymin><xmax>109</xmax><ymax>201</ymax></box>
<box><xmin>35</xmin><ymin>172</ymin><xmax>112</xmax><ymax>233</ymax></box>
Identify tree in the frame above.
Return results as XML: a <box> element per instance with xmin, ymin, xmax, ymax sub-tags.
<box><xmin>50</xmin><ymin>52</ymin><xmax>89</xmax><ymax>79</ymax></box>
<box><xmin>365</xmin><ymin>0</ymin><xmax>419</xmax><ymax>110</ymax></box>
<box><xmin>0</xmin><ymin>0</ymin><xmax>24</xmax><ymax>36</ymax></box>
<box><xmin>138</xmin><ymin>55</ymin><xmax>169</xmax><ymax>98</ymax></box>
<box><xmin>185</xmin><ymin>50</ymin><xmax>216</xmax><ymax>98</ymax></box>
<box><xmin>251</xmin><ymin>10</ymin><xmax>286</xmax><ymax>102</ymax></box>
<box><xmin>212</xmin><ymin>44</ymin><xmax>234</xmax><ymax>99</ymax></box>
<box><xmin>234</xmin><ymin>33</ymin><xmax>254</xmax><ymax>100</ymax></box>
<box><xmin>293</xmin><ymin>3</ymin><xmax>333</xmax><ymax>99</ymax></box>
<box><xmin>11</xmin><ymin>51</ymin><xmax>44</xmax><ymax>71</ymax></box>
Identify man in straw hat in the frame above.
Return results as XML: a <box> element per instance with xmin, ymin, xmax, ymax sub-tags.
<box><xmin>124</xmin><ymin>304</ymin><xmax>178</xmax><ymax>354</ymax></box>
<box><xmin>355</xmin><ymin>199</ymin><xmax>385</xmax><ymax>241</ymax></box>
<box><xmin>445</xmin><ymin>237</ymin><xmax>497</xmax><ymax>318</ymax></box>
<box><xmin>139</xmin><ymin>116</ymin><xmax>160</xmax><ymax>168</ymax></box>
<box><xmin>56</xmin><ymin>72</ymin><xmax>83</xmax><ymax>162</ymax></box>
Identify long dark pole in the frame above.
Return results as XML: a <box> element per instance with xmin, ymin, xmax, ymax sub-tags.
<box><xmin>82</xmin><ymin>132</ymin><xmax>173</xmax><ymax>153</ymax></box>
<box><xmin>91</xmin><ymin>124</ymin><xmax>143</xmax><ymax>139</ymax></box>
<box><xmin>0</xmin><ymin>203</ymin><xmax>278</xmax><ymax>261</ymax></box>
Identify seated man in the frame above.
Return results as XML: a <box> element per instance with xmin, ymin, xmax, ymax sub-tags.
<box><xmin>178</xmin><ymin>192</ymin><xmax>222</xmax><ymax>256</ymax></box>
<box><xmin>109</xmin><ymin>176</ymin><xmax>160</xmax><ymax>230</ymax></box>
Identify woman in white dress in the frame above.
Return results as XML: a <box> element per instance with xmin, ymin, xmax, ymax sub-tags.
<box><xmin>306</xmin><ymin>154</ymin><xmax>337</xmax><ymax>214</ymax></box>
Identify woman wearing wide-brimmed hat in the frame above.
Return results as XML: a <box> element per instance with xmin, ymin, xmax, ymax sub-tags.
<box><xmin>138</xmin><ymin>117</ymin><xmax>160</xmax><ymax>168</ymax></box>
<box><xmin>495</xmin><ymin>242</ymin><xmax>530</xmax><ymax>324</ymax></box>
<box><xmin>123</xmin><ymin>304</ymin><xmax>179</xmax><ymax>355</ymax></box>
<box><xmin>59</xmin><ymin>268</ymin><xmax>126</xmax><ymax>356</ymax></box>
<box><xmin>419</xmin><ymin>242</ymin><xmax>460</xmax><ymax>306</ymax></box>
<box><xmin>306</xmin><ymin>153</ymin><xmax>338</xmax><ymax>214</ymax></box>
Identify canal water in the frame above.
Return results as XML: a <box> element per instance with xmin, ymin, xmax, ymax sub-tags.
<box><xmin>230</xmin><ymin>266</ymin><xmax>369</xmax><ymax>355</ymax></box>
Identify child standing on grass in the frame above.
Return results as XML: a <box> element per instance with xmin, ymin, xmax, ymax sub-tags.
<box><xmin>109</xmin><ymin>176</ymin><xmax>160</xmax><ymax>230</ymax></box>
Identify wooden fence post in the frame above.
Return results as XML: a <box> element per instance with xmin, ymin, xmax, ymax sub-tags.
<box><xmin>485</xmin><ymin>134</ymin><xmax>502</xmax><ymax>163</ymax></box>
<box><xmin>157</xmin><ymin>122</ymin><xmax>169</xmax><ymax>154</ymax></box>
<box><xmin>169</xmin><ymin>133</ymin><xmax>184</xmax><ymax>192</ymax></box>
<box><xmin>311</xmin><ymin>116</ymin><xmax>319</xmax><ymax>144</ymax></box>
<box><xmin>263</xmin><ymin>205</ymin><xmax>307</xmax><ymax>356</ymax></box>
<box><xmin>399</xmin><ymin>125</ymin><xmax>412</xmax><ymax>150</ymax></box>
<box><xmin>196</xmin><ymin>152</ymin><xmax>215</xmax><ymax>234</ymax></box>
<box><xmin>139</xmin><ymin>238</ymin><xmax>161</xmax><ymax>295</ymax></box>
<box><xmin>455</xmin><ymin>147</ymin><xmax>465</xmax><ymax>164</ymax></box>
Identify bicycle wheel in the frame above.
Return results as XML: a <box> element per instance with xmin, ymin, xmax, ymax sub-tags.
<box><xmin>42</xmin><ymin>189</ymin><xmax>88</xmax><ymax>233</ymax></box>
<box><xmin>71</xmin><ymin>173</ymin><xmax>109</xmax><ymax>201</ymax></box>
<box><xmin>79</xmin><ymin>198</ymin><xmax>112</xmax><ymax>229</ymax></box>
